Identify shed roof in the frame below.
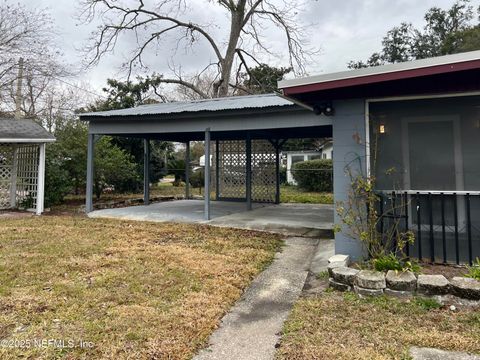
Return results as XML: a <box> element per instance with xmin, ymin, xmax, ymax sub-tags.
<box><xmin>0</xmin><ymin>118</ymin><xmax>55</xmax><ymax>143</ymax></box>
<box><xmin>81</xmin><ymin>93</ymin><xmax>294</xmax><ymax>118</ymax></box>
<box><xmin>278</xmin><ymin>50</ymin><xmax>480</xmax><ymax>96</ymax></box>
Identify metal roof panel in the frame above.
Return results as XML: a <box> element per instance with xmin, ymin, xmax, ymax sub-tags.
<box><xmin>80</xmin><ymin>93</ymin><xmax>294</xmax><ymax>118</ymax></box>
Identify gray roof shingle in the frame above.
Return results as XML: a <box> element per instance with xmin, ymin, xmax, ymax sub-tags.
<box><xmin>0</xmin><ymin>118</ymin><xmax>55</xmax><ymax>143</ymax></box>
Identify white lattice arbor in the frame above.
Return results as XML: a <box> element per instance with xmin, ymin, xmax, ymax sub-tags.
<box><xmin>0</xmin><ymin>119</ymin><xmax>55</xmax><ymax>214</ymax></box>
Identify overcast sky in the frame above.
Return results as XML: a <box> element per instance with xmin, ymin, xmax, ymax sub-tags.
<box><xmin>15</xmin><ymin>0</ymin><xmax>480</xmax><ymax>97</ymax></box>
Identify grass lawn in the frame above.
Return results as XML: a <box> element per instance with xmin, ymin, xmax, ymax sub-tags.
<box><xmin>277</xmin><ymin>291</ymin><xmax>480</xmax><ymax>360</ymax></box>
<box><xmin>279</xmin><ymin>186</ymin><xmax>333</xmax><ymax>204</ymax></box>
<box><xmin>0</xmin><ymin>216</ymin><xmax>281</xmax><ymax>359</ymax></box>
<box><xmin>52</xmin><ymin>184</ymin><xmax>333</xmax><ymax>215</ymax></box>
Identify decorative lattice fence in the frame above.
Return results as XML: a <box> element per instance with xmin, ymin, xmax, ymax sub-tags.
<box><xmin>0</xmin><ymin>143</ymin><xmax>39</xmax><ymax>210</ymax></box>
<box><xmin>212</xmin><ymin>139</ymin><xmax>276</xmax><ymax>203</ymax></box>
<box><xmin>214</xmin><ymin>140</ymin><xmax>246</xmax><ymax>200</ymax></box>
<box><xmin>251</xmin><ymin>140</ymin><xmax>276</xmax><ymax>203</ymax></box>
<box><xmin>0</xmin><ymin>144</ymin><xmax>14</xmax><ymax>209</ymax></box>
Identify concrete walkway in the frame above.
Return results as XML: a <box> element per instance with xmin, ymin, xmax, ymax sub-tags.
<box><xmin>194</xmin><ymin>237</ymin><xmax>325</xmax><ymax>360</ymax></box>
<box><xmin>88</xmin><ymin>200</ymin><xmax>334</xmax><ymax>238</ymax></box>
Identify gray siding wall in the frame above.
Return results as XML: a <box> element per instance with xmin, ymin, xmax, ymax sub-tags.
<box><xmin>332</xmin><ymin>99</ymin><xmax>367</xmax><ymax>260</ymax></box>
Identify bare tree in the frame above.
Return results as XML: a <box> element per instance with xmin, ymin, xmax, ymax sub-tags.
<box><xmin>0</xmin><ymin>1</ymin><xmax>83</xmax><ymax>130</ymax></box>
<box><xmin>79</xmin><ymin>0</ymin><xmax>315</xmax><ymax>98</ymax></box>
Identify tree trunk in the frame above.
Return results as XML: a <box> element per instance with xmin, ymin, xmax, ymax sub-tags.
<box><xmin>217</xmin><ymin>2</ymin><xmax>246</xmax><ymax>97</ymax></box>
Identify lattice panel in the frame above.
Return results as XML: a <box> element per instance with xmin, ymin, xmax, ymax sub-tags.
<box><xmin>16</xmin><ymin>144</ymin><xmax>39</xmax><ymax>209</ymax></box>
<box><xmin>216</xmin><ymin>140</ymin><xmax>246</xmax><ymax>199</ymax></box>
<box><xmin>251</xmin><ymin>140</ymin><xmax>276</xmax><ymax>203</ymax></box>
<box><xmin>0</xmin><ymin>144</ymin><xmax>14</xmax><ymax>209</ymax></box>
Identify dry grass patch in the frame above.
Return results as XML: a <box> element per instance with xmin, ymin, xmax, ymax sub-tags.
<box><xmin>277</xmin><ymin>291</ymin><xmax>480</xmax><ymax>360</ymax></box>
<box><xmin>0</xmin><ymin>216</ymin><xmax>281</xmax><ymax>359</ymax></box>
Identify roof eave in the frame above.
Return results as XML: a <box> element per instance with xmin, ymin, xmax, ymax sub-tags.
<box><xmin>0</xmin><ymin>138</ymin><xmax>56</xmax><ymax>143</ymax></box>
<box><xmin>281</xmin><ymin>59</ymin><xmax>480</xmax><ymax>95</ymax></box>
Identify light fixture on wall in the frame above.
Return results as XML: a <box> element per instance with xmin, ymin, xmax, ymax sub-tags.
<box><xmin>313</xmin><ymin>102</ymin><xmax>335</xmax><ymax>116</ymax></box>
<box><xmin>475</xmin><ymin>119</ymin><xmax>480</xmax><ymax>129</ymax></box>
<box><xmin>379</xmin><ymin>124</ymin><xmax>386</xmax><ymax>134</ymax></box>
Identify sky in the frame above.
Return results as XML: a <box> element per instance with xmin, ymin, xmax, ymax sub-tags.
<box><xmin>15</xmin><ymin>0</ymin><xmax>480</xmax><ymax>98</ymax></box>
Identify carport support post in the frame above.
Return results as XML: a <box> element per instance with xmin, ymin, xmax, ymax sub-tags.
<box><xmin>204</xmin><ymin>128</ymin><xmax>211</xmax><ymax>220</ymax></box>
<box><xmin>86</xmin><ymin>133</ymin><xmax>95</xmax><ymax>213</ymax></box>
<box><xmin>246</xmin><ymin>133</ymin><xmax>252</xmax><ymax>211</ymax></box>
<box><xmin>144</xmin><ymin>139</ymin><xmax>150</xmax><ymax>205</ymax></box>
<box><xmin>215</xmin><ymin>140</ymin><xmax>219</xmax><ymax>200</ymax></box>
<box><xmin>185</xmin><ymin>141</ymin><xmax>190</xmax><ymax>199</ymax></box>
<box><xmin>275</xmin><ymin>140</ymin><xmax>280</xmax><ymax>204</ymax></box>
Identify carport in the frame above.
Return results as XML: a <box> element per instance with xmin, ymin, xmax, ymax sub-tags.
<box><xmin>80</xmin><ymin>94</ymin><xmax>332</xmax><ymax>220</ymax></box>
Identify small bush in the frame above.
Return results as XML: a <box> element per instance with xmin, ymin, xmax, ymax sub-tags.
<box><xmin>279</xmin><ymin>167</ymin><xmax>287</xmax><ymax>185</ymax></box>
<box><xmin>466</xmin><ymin>258</ymin><xmax>480</xmax><ymax>280</ymax></box>
<box><xmin>189</xmin><ymin>170</ymin><xmax>204</xmax><ymax>194</ymax></box>
<box><xmin>372</xmin><ymin>253</ymin><xmax>421</xmax><ymax>273</ymax></box>
<box><xmin>291</xmin><ymin>159</ymin><xmax>332</xmax><ymax>192</ymax></box>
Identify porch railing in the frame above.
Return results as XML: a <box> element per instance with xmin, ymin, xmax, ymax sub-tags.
<box><xmin>376</xmin><ymin>190</ymin><xmax>480</xmax><ymax>265</ymax></box>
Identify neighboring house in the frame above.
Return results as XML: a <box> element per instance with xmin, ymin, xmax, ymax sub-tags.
<box><xmin>0</xmin><ymin>118</ymin><xmax>55</xmax><ymax>214</ymax></box>
<box><xmin>318</xmin><ymin>139</ymin><xmax>333</xmax><ymax>159</ymax></box>
<box><xmin>283</xmin><ymin>150</ymin><xmax>322</xmax><ymax>184</ymax></box>
<box><xmin>279</xmin><ymin>50</ymin><xmax>480</xmax><ymax>265</ymax></box>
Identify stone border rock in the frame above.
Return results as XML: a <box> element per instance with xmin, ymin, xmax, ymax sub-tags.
<box><xmin>327</xmin><ymin>254</ymin><xmax>480</xmax><ymax>301</ymax></box>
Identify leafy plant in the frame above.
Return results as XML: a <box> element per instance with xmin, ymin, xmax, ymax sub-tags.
<box><xmin>335</xmin><ymin>131</ymin><xmax>415</xmax><ymax>262</ymax></box>
<box><xmin>316</xmin><ymin>271</ymin><xmax>329</xmax><ymax>280</ymax></box>
<box><xmin>19</xmin><ymin>193</ymin><xmax>34</xmax><ymax>209</ymax></box>
<box><xmin>413</xmin><ymin>297</ymin><xmax>442</xmax><ymax>311</ymax></box>
<box><xmin>465</xmin><ymin>258</ymin><xmax>480</xmax><ymax>280</ymax></box>
<box><xmin>372</xmin><ymin>253</ymin><xmax>421</xmax><ymax>273</ymax></box>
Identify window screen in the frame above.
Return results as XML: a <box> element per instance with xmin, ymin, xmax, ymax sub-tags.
<box><xmin>370</xmin><ymin>96</ymin><xmax>480</xmax><ymax>191</ymax></box>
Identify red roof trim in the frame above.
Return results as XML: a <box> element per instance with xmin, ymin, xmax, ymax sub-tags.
<box><xmin>283</xmin><ymin>59</ymin><xmax>480</xmax><ymax>96</ymax></box>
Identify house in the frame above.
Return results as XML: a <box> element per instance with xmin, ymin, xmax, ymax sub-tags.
<box><xmin>279</xmin><ymin>50</ymin><xmax>480</xmax><ymax>265</ymax></box>
<box><xmin>0</xmin><ymin>118</ymin><xmax>55</xmax><ymax>214</ymax></box>
<box><xmin>81</xmin><ymin>50</ymin><xmax>480</xmax><ymax>265</ymax></box>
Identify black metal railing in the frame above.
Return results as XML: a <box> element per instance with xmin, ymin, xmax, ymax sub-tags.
<box><xmin>376</xmin><ymin>190</ymin><xmax>480</xmax><ymax>265</ymax></box>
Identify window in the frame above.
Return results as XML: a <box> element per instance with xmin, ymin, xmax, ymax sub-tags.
<box><xmin>370</xmin><ymin>96</ymin><xmax>480</xmax><ymax>192</ymax></box>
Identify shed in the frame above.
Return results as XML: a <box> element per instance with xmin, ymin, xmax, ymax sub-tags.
<box><xmin>0</xmin><ymin>118</ymin><xmax>55</xmax><ymax>214</ymax></box>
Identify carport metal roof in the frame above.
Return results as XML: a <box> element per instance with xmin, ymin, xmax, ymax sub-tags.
<box><xmin>81</xmin><ymin>93</ymin><xmax>293</xmax><ymax>118</ymax></box>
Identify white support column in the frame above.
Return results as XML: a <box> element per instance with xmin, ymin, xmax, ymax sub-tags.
<box><xmin>10</xmin><ymin>145</ymin><xmax>18</xmax><ymax>208</ymax></box>
<box><xmin>36</xmin><ymin>143</ymin><xmax>46</xmax><ymax>215</ymax></box>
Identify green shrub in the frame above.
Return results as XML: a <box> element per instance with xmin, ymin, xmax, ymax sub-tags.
<box><xmin>44</xmin><ymin>145</ymin><xmax>72</xmax><ymax>207</ymax></box>
<box><xmin>372</xmin><ymin>253</ymin><xmax>421</xmax><ymax>273</ymax></box>
<box><xmin>291</xmin><ymin>159</ymin><xmax>332</xmax><ymax>192</ymax></box>
<box><xmin>466</xmin><ymin>258</ymin><xmax>480</xmax><ymax>280</ymax></box>
<box><xmin>279</xmin><ymin>167</ymin><xmax>287</xmax><ymax>185</ymax></box>
<box><xmin>189</xmin><ymin>170</ymin><xmax>204</xmax><ymax>194</ymax></box>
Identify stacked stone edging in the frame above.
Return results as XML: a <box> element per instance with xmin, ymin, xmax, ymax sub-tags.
<box><xmin>327</xmin><ymin>255</ymin><xmax>480</xmax><ymax>301</ymax></box>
